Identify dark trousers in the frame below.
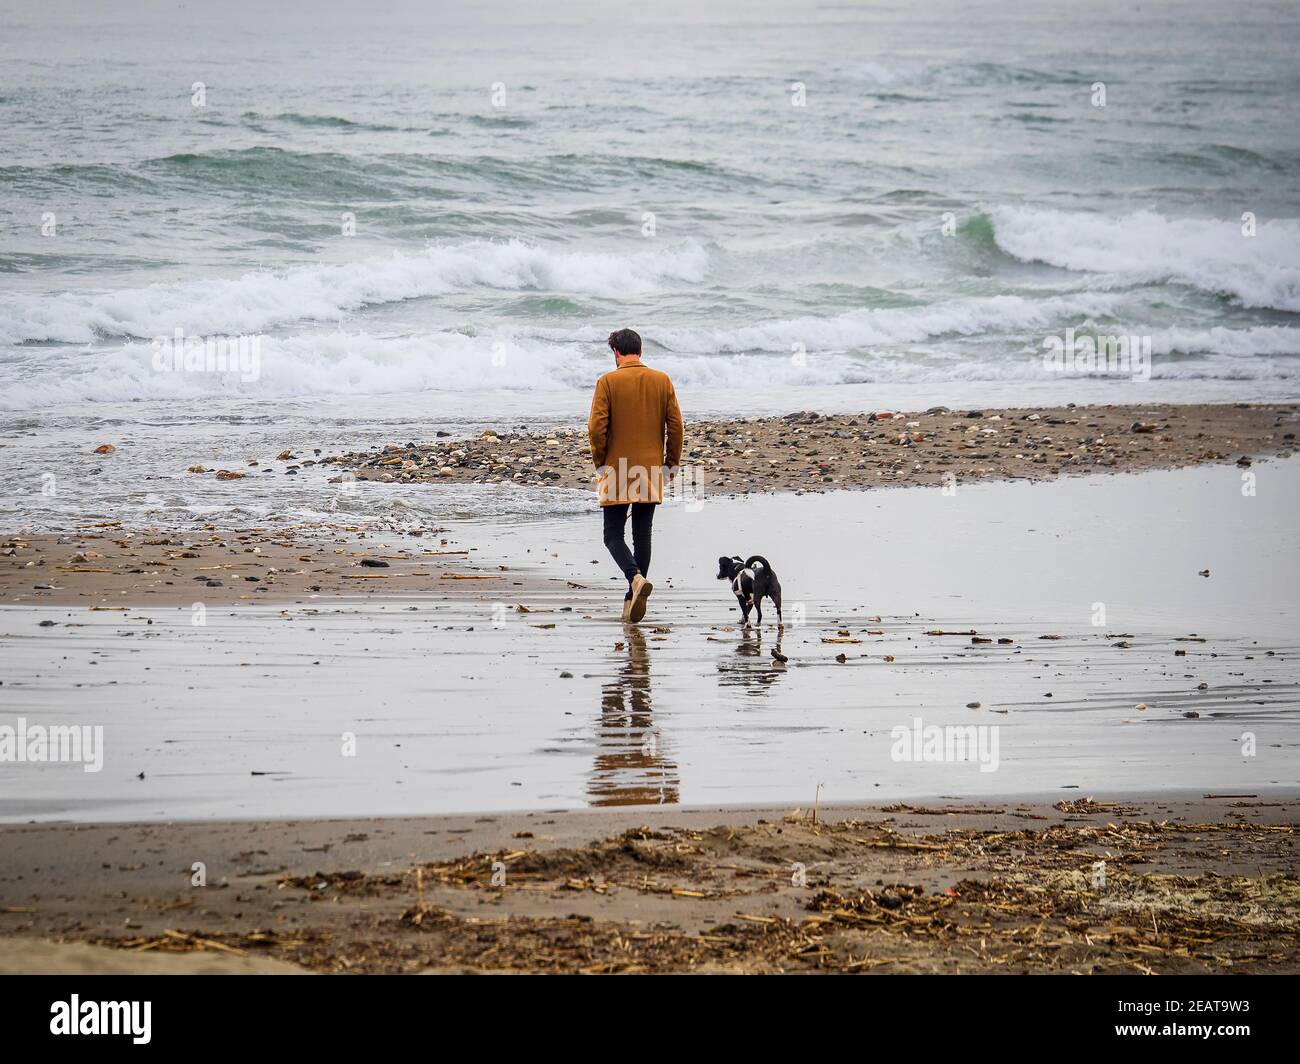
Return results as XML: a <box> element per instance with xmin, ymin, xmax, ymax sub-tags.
<box><xmin>602</xmin><ymin>502</ymin><xmax>655</xmax><ymax>593</ymax></box>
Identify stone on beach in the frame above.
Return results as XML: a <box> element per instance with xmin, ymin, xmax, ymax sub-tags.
<box><xmin>331</xmin><ymin>403</ymin><xmax>1297</xmax><ymax>499</ymax></box>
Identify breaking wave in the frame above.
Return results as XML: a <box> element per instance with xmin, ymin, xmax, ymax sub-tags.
<box><xmin>986</xmin><ymin>207</ymin><xmax>1300</xmax><ymax>312</ymax></box>
<box><xmin>0</xmin><ymin>240</ymin><xmax>709</xmax><ymax>345</ymax></box>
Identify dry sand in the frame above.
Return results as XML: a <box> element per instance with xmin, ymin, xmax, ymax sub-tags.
<box><xmin>0</xmin><ymin>938</ymin><xmax>305</xmax><ymax>975</ymax></box>
<box><xmin>1</xmin><ymin>794</ymin><xmax>1295</xmax><ymax>974</ymax></box>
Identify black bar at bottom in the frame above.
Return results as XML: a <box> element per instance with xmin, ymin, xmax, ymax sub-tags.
<box><xmin>0</xmin><ymin>972</ymin><xmax>1288</xmax><ymax>1051</ymax></box>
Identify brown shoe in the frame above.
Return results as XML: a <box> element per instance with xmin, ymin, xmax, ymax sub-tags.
<box><xmin>628</xmin><ymin>574</ymin><xmax>653</xmax><ymax>623</ymax></box>
<box><xmin>621</xmin><ymin>597</ymin><xmax>633</xmax><ymax>622</ymax></box>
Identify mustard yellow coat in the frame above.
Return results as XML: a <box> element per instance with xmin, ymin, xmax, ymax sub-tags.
<box><xmin>587</xmin><ymin>361</ymin><xmax>684</xmax><ymax>506</ymax></box>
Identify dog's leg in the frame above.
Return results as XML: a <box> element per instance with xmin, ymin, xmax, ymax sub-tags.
<box><xmin>771</xmin><ymin>587</ymin><xmax>782</xmax><ymax>624</ymax></box>
<box><xmin>736</xmin><ymin>594</ymin><xmax>750</xmax><ymax>626</ymax></box>
<box><xmin>754</xmin><ymin>599</ymin><xmax>763</xmax><ymax>627</ymax></box>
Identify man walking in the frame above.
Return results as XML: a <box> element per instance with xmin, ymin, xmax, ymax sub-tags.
<box><xmin>588</xmin><ymin>328</ymin><xmax>684</xmax><ymax>623</ymax></box>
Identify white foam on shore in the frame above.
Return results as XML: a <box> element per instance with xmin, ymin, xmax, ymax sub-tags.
<box><xmin>3</xmin><ymin>318</ymin><xmax>1296</xmax><ymax>411</ymax></box>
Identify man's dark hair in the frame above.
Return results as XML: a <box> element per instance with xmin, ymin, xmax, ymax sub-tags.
<box><xmin>607</xmin><ymin>328</ymin><xmax>642</xmax><ymax>356</ymax></box>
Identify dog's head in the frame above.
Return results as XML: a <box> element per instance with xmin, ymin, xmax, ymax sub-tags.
<box><xmin>717</xmin><ymin>555</ymin><xmax>744</xmax><ymax>580</ymax></box>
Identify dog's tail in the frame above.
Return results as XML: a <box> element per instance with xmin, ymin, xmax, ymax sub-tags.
<box><xmin>744</xmin><ymin>555</ymin><xmax>773</xmax><ymax>574</ymax></box>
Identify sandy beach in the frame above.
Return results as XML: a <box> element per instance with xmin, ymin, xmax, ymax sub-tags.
<box><xmin>4</xmin><ymin>403</ymin><xmax>1296</xmax><ymax>980</ymax></box>
<box><xmin>0</xmin><ymin>422</ymin><xmax>1296</xmax><ymax>945</ymax></box>
<box><xmin>2</xmin><ymin>793</ymin><xmax>1295</xmax><ymax>974</ymax></box>
<box><xmin>2</xmin><ymin>433</ymin><xmax>1296</xmax><ymax>818</ymax></box>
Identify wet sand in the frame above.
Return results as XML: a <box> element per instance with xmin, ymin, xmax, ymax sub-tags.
<box><xmin>0</xmin><ymin>526</ymin><xmax>551</xmax><ymax>608</ymax></box>
<box><xmin>341</xmin><ymin>402</ymin><xmax>1298</xmax><ymax>493</ymax></box>
<box><xmin>1</xmin><ymin>794</ymin><xmax>1295</xmax><ymax>974</ymax></box>
<box><xmin>2</xmin><ymin>458</ymin><xmax>1296</xmax><ymax>823</ymax></box>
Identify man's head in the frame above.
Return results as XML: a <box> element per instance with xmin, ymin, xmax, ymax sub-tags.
<box><xmin>608</xmin><ymin>328</ymin><xmax>642</xmax><ymax>366</ymax></box>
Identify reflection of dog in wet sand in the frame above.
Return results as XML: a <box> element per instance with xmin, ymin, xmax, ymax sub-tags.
<box><xmin>716</xmin><ymin>555</ymin><xmax>783</xmax><ymax>627</ymax></box>
<box><xmin>724</xmin><ymin>625</ymin><xmax>788</xmax><ymax>687</ymax></box>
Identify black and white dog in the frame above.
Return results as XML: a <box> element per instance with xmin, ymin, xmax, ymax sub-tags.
<box><xmin>716</xmin><ymin>555</ymin><xmax>783</xmax><ymax>627</ymax></box>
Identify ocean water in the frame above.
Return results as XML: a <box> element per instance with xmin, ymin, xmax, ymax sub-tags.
<box><xmin>2</xmin><ymin>0</ymin><xmax>1299</xmax><ymax>530</ymax></box>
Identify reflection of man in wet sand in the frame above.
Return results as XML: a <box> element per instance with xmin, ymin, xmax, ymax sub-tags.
<box><xmin>589</xmin><ymin>625</ymin><xmax>679</xmax><ymax>806</ymax></box>
<box><xmin>588</xmin><ymin>328</ymin><xmax>684</xmax><ymax>624</ymax></box>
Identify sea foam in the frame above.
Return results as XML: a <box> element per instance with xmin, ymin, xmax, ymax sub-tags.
<box><xmin>3</xmin><ymin>320</ymin><xmax>1295</xmax><ymax>412</ymax></box>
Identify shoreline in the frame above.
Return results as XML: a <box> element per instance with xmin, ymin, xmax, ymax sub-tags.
<box><xmin>2</xmin><ymin>792</ymin><xmax>1295</xmax><ymax>974</ymax></box>
<box><xmin>6</xmin><ymin>400</ymin><xmax>1296</xmax><ymax>610</ymax></box>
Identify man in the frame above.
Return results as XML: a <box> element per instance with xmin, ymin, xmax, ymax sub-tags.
<box><xmin>588</xmin><ymin>328</ymin><xmax>683</xmax><ymax>623</ymax></box>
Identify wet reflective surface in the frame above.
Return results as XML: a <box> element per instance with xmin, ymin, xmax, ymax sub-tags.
<box><xmin>590</xmin><ymin>625</ymin><xmax>679</xmax><ymax>806</ymax></box>
<box><xmin>2</xmin><ymin>460</ymin><xmax>1297</xmax><ymax>822</ymax></box>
